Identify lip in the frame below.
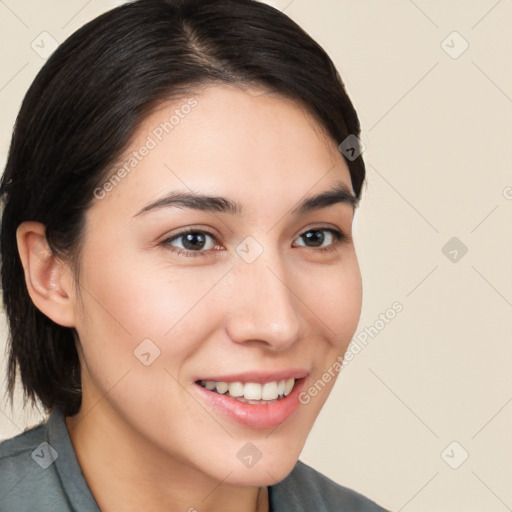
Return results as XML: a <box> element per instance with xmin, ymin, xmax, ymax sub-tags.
<box><xmin>194</xmin><ymin>369</ymin><xmax>309</xmax><ymax>384</ymax></box>
<box><xmin>193</xmin><ymin>373</ymin><xmax>308</xmax><ymax>429</ymax></box>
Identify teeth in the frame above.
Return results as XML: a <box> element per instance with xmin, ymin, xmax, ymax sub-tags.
<box><xmin>205</xmin><ymin>381</ymin><xmax>216</xmax><ymax>391</ymax></box>
<box><xmin>261</xmin><ymin>381</ymin><xmax>278</xmax><ymax>400</ymax></box>
<box><xmin>228</xmin><ymin>382</ymin><xmax>244</xmax><ymax>397</ymax></box>
<box><xmin>244</xmin><ymin>383</ymin><xmax>262</xmax><ymax>400</ymax></box>
<box><xmin>215</xmin><ymin>381</ymin><xmax>228</xmax><ymax>394</ymax></box>
<box><xmin>199</xmin><ymin>378</ymin><xmax>296</xmax><ymax>401</ymax></box>
<box><xmin>284</xmin><ymin>378</ymin><xmax>294</xmax><ymax>396</ymax></box>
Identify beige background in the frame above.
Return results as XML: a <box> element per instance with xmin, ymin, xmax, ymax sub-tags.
<box><xmin>1</xmin><ymin>1</ymin><xmax>511</xmax><ymax>510</ymax></box>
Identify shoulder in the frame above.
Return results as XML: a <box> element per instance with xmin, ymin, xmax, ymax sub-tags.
<box><xmin>0</xmin><ymin>417</ymin><xmax>53</xmax><ymax>492</ymax></box>
<box><xmin>269</xmin><ymin>459</ymin><xmax>390</xmax><ymax>512</ymax></box>
<box><xmin>0</xmin><ymin>413</ymin><xmax>73</xmax><ymax>511</ymax></box>
<box><xmin>0</xmin><ymin>417</ymin><xmax>49</xmax><ymax>468</ymax></box>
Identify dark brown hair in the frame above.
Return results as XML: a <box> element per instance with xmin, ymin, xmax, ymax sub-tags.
<box><xmin>0</xmin><ymin>0</ymin><xmax>365</xmax><ymax>417</ymax></box>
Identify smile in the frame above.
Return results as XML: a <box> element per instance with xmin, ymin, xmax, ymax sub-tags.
<box><xmin>194</xmin><ymin>373</ymin><xmax>308</xmax><ymax>429</ymax></box>
<box><xmin>197</xmin><ymin>378</ymin><xmax>296</xmax><ymax>404</ymax></box>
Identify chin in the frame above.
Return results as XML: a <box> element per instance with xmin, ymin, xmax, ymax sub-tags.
<box><xmin>217</xmin><ymin>445</ymin><xmax>303</xmax><ymax>487</ymax></box>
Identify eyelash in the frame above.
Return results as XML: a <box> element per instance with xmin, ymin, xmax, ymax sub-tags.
<box><xmin>161</xmin><ymin>227</ymin><xmax>347</xmax><ymax>258</ymax></box>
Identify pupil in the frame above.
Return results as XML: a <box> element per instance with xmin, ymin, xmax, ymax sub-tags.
<box><xmin>304</xmin><ymin>230</ymin><xmax>324</xmax><ymax>247</ymax></box>
<box><xmin>183</xmin><ymin>232</ymin><xmax>205</xmax><ymax>250</ymax></box>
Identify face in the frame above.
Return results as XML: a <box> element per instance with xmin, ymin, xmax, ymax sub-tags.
<box><xmin>70</xmin><ymin>84</ymin><xmax>362</xmax><ymax>485</ymax></box>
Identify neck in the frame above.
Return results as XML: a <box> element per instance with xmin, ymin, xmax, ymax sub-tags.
<box><xmin>65</xmin><ymin>401</ymin><xmax>269</xmax><ymax>512</ymax></box>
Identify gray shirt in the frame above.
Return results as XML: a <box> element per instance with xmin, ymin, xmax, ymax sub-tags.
<box><xmin>0</xmin><ymin>408</ymin><xmax>390</xmax><ymax>511</ymax></box>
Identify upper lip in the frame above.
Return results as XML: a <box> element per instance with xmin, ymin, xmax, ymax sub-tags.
<box><xmin>195</xmin><ymin>369</ymin><xmax>309</xmax><ymax>384</ymax></box>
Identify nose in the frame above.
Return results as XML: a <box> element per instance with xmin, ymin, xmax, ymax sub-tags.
<box><xmin>224</xmin><ymin>251</ymin><xmax>302</xmax><ymax>352</ymax></box>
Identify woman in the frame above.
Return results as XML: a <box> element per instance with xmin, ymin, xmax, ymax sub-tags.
<box><xmin>0</xmin><ymin>0</ymin><xmax>390</xmax><ymax>510</ymax></box>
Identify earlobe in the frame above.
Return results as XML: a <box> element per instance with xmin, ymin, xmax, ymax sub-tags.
<box><xmin>16</xmin><ymin>221</ymin><xmax>77</xmax><ymax>327</ymax></box>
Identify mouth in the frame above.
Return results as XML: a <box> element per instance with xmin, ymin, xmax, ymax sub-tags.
<box><xmin>196</xmin><ymin>378</ymin><xmax>297</xmax><ymax>405</ymax></box>
<box><xmin>193</xmin><ymin>373</ymin><xmax>308</xmax><ymax>429</ymax></box>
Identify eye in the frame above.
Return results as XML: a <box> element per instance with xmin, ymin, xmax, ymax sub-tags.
<box><xmin>161</xmin><ymin>226</ymin><xmax>347</xmax><ymax>258</ymax></box>
<box><xmin>292</xmin><ymin>228</ymin><xmax>346</xmax><ymax>252</ymax></box>
<box><xmin>162</xmin><ymin>229</ymin><xmax>220</xmax><ymax>257</ymax></box>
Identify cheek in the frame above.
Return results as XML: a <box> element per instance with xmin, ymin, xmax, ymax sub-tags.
<box><xmin>73</xmin><ymin>254</ymin><xmax>220</xmax><ymax>434</ymax></box>
<box><xmin>75</xmin><ymin>248</ymin><xmax>229</xmax><ymax>367</ymax></box>
<box><xmin>294</xmin><ymin>254</ymin><xmax>362</xmax><ymax>346</ymax></box>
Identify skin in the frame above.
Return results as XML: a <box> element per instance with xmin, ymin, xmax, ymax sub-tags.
<box><xmin>16</xmin><ymin>84</ymin><xmax>363</xmax><ymax>512</ymax></box>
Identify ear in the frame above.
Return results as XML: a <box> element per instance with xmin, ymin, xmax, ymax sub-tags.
<box><xmin>16</xmin><ymin>221</ymin><xmax>77</xmax><ymax>328</ymax></box>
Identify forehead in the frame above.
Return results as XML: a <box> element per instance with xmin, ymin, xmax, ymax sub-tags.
<box><xmin>92</xmin><ymin>84</ymin><xmax>353</xmax><ymax>219</ymax></box>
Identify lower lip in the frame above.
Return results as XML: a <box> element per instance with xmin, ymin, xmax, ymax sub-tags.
<box><xmin>194</xmin><ymin>379</ymin><xmax>306</xmax><ymax>429</ymax></box>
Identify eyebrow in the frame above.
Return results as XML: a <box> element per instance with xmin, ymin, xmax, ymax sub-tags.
<box><xmin>133</xmin><ymin>180</ymin><xmax>357</xmax><ymax>218</ymax></box>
